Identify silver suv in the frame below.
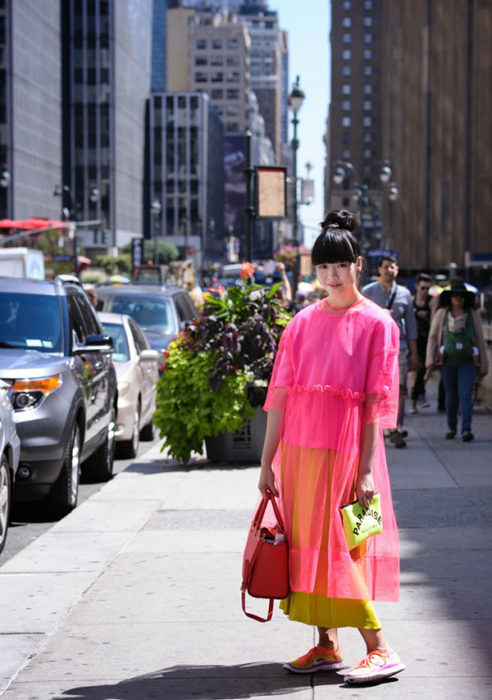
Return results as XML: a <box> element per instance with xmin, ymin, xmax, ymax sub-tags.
<box><xmin>0</xmin><ymin>276</ymin><xmax>117</xmax><ymax>518</ymax></box>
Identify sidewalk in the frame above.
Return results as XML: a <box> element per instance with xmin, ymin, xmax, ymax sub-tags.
<box><xmin>1</xmin><ymin>380</ymin><xmax>491</xmax><ymax>699</ymax></box>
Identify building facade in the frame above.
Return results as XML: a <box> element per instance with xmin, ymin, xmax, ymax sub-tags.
<box><xmin>380</xmin><ymin>0</ymin><xmax>492</xmax><ymax>271</ymax></box>
<box><xmin>61</xmin><ymin>0</ymin><xmax>152</xmax><ymax>253</ymax></box>
<box><xmin>326</xmin><ymin>0</ymin><xmax>387</xmax><ymax>248</ymax></box>
<box><xmin>0</xmin><ymin>0</ymin><xmax>62</xmax><ymax>220</ymax></box>
<box><xmin>149</xmin><ymin>92</ymin><xmax>224</xmax><ymax>266</ymax></box>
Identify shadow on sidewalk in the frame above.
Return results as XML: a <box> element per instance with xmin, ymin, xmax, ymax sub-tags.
<box><xmin>59</xmin><ymin>663</ymin><xmax>348</xmax><ymax>699</ymax></box>
<box><xmin>126</xmin><ymin>459</ymin><xmax>259</xmax><ymax>474</ymax></box>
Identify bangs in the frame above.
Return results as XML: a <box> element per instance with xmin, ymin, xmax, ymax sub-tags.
<box><xmin>311</xmin><ymin>228</ymin><xmax>359</xmax><ymax>266</ymax></box>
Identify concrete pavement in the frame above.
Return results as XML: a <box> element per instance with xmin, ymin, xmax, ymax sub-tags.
<box><xmin>1</xmin><ymin>378</ymin><xmax>491</xmax><ymax>699</ymax></box>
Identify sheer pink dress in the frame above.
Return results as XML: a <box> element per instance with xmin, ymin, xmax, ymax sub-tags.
<box><xmin>263</xmin><ymin>297</ymin><xmax>400</xmax><ymax>628</ymax></box>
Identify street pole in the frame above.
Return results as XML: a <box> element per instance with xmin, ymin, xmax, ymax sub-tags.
<box><xmin>292</xmin><ymin>110</ymin><xmax>300</xmax><ymax>296</ymax></box>
<box><xmin>244</xmin><ymin>129</ymin><xmax>254</xmax><ymax>263</ymax></box>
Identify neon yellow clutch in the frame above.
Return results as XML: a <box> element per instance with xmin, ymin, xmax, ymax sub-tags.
<box><xmin>340</xmin><ymin>494</ymin><xmax>383</xmax><ymax>550</ymax></box>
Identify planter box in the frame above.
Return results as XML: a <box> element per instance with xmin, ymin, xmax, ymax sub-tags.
<box><xmin>205</xmin><ymin>407</ymin><xmax>267</xmax><ymax>463</ymax></box>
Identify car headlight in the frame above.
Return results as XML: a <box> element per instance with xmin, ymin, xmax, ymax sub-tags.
<box><xmin>10</xmin><ymin>375</ymin><xmax>62</xmax><ymax>411</ymax></box>
<box><xmin>118</xmin><ymin>380</ymin><xmax>130</xmax><ymax>396</ymax></box>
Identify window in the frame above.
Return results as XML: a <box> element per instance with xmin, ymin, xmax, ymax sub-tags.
<box><xmin>363</xmin><ymin>100</ymin><xmax>372</xmax><ymax>110</ymax></box>
<box><xmin>195</xmin><ymin>56</ymin><xmax>207</xmax><ymax>66</ymax></box>
<box><xmin>211</xmin><ymin>72</ymin><xmax>223</xmax><ymax>83</ymax></box>
<box><xmin>363</xmin><ymin>49</ymin><xmax>373</xmax><ymax>60</ymax></box>
<box><xmin>195</xmin><ymin>72</ymin><xmax>207</xmax><ymax>83</ymax></box>
<box><xmin>212</xmin><ymin>38</ymin><xmax>222</xmax><ymax>50</ymax></box>
<box><xmin>227</xmin><ymin>121</ymin><xmax>240</xmax><ymax>132</ymax></box>
<box><xmin>342</xmin><ymin>100</ymin><xmax>351</xmax><ymax>110</ymax></box>
<box><xmin>342</xmin><ymin>132</ymin><xmax>350</xmax><ymax>144</ymax></box>
<box><xmin>343</xmin><ymin>33</ymin><xmax>351</xmax><ymax>43</ymax></box>
<box><xmin>227</xmin><ymin>104</ymin><xmax>239</xmax><ymax>116</ymax></box>
<box><xmin>364</xmin><ymin>149</ymin><xmax>373</xmax><ymax>160</ymax></box>
<box><xmin>342</xmin><ymin>83</ymin><xmax>351</xmax><ymax>94</ymax></box>
<box><xmin>364</xmin><ymin>33</ymin><xmax>373</xmax><ymax>43</ymax></box>
<box><xmin>226</xmin><ymin>72</ymin><xmax>240</xmax><ymax>83</ymax></box>
<box><xmin>211</xmin><ymin>88</ymin><xmax>223</xmax><ymax>99</ymax></box>
<box><xmin>342</xmin><ymin>149</ymin><xmax>350</xmax><ymax>159</ymax></box>
<box><xmin>227</xmin><ymin>55</ymin><xmax>239</xmax><ymax>66</ymax></box>
<box><xmin>342</xmin><ymin>17</ymin><xmax>351</xmax><ymax>27</ymax></box>
<box><xmin>363</xmin><ymin>116</ymin><xmax>372</xmax><ymax>126</ymax></box>
<box><xmin>227</xmin><ymin>37</ymin><xmax>238</xmax><ymax>49</ymax></box>
<box><xmin>363</xmin><ymin>132</ymin><xmax>373</xmax><ymax>142</ymax></box>
<box><xmin>342</xmin><ymin>66</ymin><xmax>351</xmax><ymax>76</ymax></box>
<box><xmin>227</xmin><ymin>88</ymin><xmax>239</xmax><ymax>99</ymax></box>
<box><xmin>196</xmin><ymin>39</ymin><xmax>206</xmax><ymax>50</ymax></box>
<box><xmin>342</xmin><ymin>116</ymin><xmax>351</xmax><ymax>127</ymax></box>
<box><xmin>210</xmin><ymin>55</ymin><xmax>223</xmax><ymax>66</ymax></box>
<box><xmin>343</xmin><ymin>0</ymin><xmax>352</xmax><ymax>8</ymax></box>
<box><xmin>364</xmin><ymin>65</ymin><xmax>373</xmax><ymax>76</ymax></box>
<box><xmin>342</xmin><ymin>49</ymin><xmax>351</xmax><ymax>60</ymax></box>
<box><xmin>363</xmin><ymin>16</ymin><xmax>373</xmax><ymax>27</ymax></box>
<box><xmin>364</xmin><ymin>0</ymin><xmax>373</xmax><ymax>9</ymax></box>
<box><xmin>364</xmin><ymin>84</ymin><xmax>373</xmax><ymax>94</ymax></box>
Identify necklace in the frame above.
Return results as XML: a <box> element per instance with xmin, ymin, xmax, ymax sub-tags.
<box><xmin>322</xmin><ymin>297</ymin><xmax>364</xmax><ymax>312</ymax></box>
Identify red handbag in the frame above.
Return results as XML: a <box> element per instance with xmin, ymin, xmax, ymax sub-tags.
<box><xmin>241</xmin><ymin>489</ymin><xmax>289</xmax><ymax>623</ymax></box>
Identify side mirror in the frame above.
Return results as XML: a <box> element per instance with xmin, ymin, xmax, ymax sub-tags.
<box><xmin>74</xmin><ymin>334</ymin><xmax>114</xmax><ymax>354</ymax></box>
<box><xmin>139</xmin><ymin>349</ymin><xmax>160</xmax><ymax>362</ymax></box>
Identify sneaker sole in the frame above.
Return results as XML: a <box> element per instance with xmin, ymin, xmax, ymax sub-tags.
<box><xmin>284</xmin><ymin>660</ymin><xmax>345</xmax><ymax>674</ymax></box>
<box><xmin>343</xmin><ymin>662</ymin><xmax>406</xmax><ymax>684</ymax></box>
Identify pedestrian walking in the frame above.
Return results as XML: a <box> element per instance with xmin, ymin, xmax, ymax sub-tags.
<box><xmin>425</xmin><ymin>279</ymin><xmax>488</xmax><ymax>441</ymax></box>
<box><xmin>259</xmin><ymin>210</ymin><xmax>405</xmax><ymax>685</ymax></box>
<box><xmin>363</xmin><ymin>256</ymin><xmax>419</xmax><ymax>448</ymax></box>
<box><xmin>409</xmin><ymin>272</ymin><xmax>432</xmax><ymax>412</ymax></box>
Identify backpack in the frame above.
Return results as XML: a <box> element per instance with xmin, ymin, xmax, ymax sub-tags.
<box><xmin>443</xmin><ymin>311</ymin><xmax>474</xmax><ymax>364</ymax></box>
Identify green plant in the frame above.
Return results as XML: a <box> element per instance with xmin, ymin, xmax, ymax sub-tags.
<box><xmin>154</xmin><ymin>281</ymin><xmax>291</xmax><ymax>464</ymax></box>
<box><xmin>121</xmin><ymin>239</ymin><xmax>180</xmax><ymax>265</ymax></box>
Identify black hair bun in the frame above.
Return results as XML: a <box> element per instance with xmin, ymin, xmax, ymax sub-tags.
<box><xmin>320</xmin><ymin>209</ymin><xmax>357</xmax><ymax>233</ymax></box>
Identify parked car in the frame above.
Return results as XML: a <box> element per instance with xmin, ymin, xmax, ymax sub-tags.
<box><xmin>98</xmin><ymin>312</ymin><xmax>159</xmax><ymax>458</ymax></box>
<box><xmin>96</xmin><ymin>285</ymin><xmax>198</xmax><ymax>359</ymax></box>
<box><xmin>0</xmin><ymin>380</ymin><xmax>20</xmax><ymax>553</ymax></box>
<box><xmin>0</xmin><ymin>276</ymin><xmax>117</xmax><ymax>518</ymax></box>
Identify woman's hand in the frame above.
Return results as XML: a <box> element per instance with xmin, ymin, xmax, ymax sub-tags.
<box><xmin>258</xmin><ymin>465</ymin><xmax>279</xmax><ymax>497</ymax></box>
<box><xmin>356</xmin><ymin>472</ymin><xmax>375</xmax><ymax>508</ymax></box>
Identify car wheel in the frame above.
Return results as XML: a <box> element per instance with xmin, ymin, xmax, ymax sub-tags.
<box><xmin>117</xmin><ymin>402</ymin><xmax>140</xmax><ymax>459</ymax></box>
<box><xmin>84</xmin><ymin>403</ymin><xmax>116</xmax><ymax>482</ymax></box>
<box><xmin>48</xmin><ymin>422</ymin><xmax>81</xmax><ymax>520</ymax></box>
<box><xmin>0</xmin><ymin>453</ymin><xmax>11</xmax><ymax>554</ymax></box>
<box><xmin>140</xmin><ymin>416</ymin><xmax>155</xmax><ymax>441</ymax></box>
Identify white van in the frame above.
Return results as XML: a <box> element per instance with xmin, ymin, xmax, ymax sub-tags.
<box><xmin>0</xmin><ymin>248</ymin><xmax>45</xmax><ymax>279</ymax></box>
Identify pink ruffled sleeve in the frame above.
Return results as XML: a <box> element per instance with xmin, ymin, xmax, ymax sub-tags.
<box><xmin>263</xmin><ymin>324</ymin><xmax>293</xmax><ymax>412</ymax></box>
<box><xmin>364</xmin><ymin>318</ymin><xmax>400</xmax><ymax>427</ymax></box>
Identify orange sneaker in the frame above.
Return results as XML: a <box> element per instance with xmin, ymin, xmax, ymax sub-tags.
<box><xmin>283</xmin><ymin>645</ymin><xmax>344</xmax><ymax>674</ymax></box>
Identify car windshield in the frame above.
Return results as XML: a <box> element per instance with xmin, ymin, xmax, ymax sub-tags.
<box><xmin>0</xmin><ymin>292</ymin><xmax>63</xmax><ymax>353</ymax></box>
<box><xmin>100</xmin><ymin>322</ymin><xmax>130</xmax><ymax>362</ymax></box>
<box><xmin>110</xmin><ymin>297</ymin><xmax>174</xmax><ymax>334</ymax></box>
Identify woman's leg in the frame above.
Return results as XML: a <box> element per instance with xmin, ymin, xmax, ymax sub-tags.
<box><xmin>358</xmin><ymin>627</ymin><xmax>390</xmax><ymax>653</ymax></box>
<box><xmin>440</xmin><ymin>364</ymin><xmax>458</xmax><ymax>431</ymax></box>
<box><xmin>457</xmin><ymin>362</ymin><xmax>477</xmax><ymax>433</ymax></box>
<box><xmin>317</xmin><ymin>626</ymin><xmax>339</xmax><ymax>650</ymax></box>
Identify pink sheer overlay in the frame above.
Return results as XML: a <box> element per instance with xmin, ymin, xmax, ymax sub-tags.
<box><xmin>263</xmin><ymin>299</ymin><xmax>400</xmax><ymax>601</ymax></box>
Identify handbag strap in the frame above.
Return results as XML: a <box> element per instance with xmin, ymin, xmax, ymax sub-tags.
<box><xmin>252</xmin><ymin>489</ymin><xmax>285</xmax><ymax>533</ymax></box>
<box><xmin>241</xmin><ymin>589</ymin><xmax>274</xmax><ymax>623</ymax></box>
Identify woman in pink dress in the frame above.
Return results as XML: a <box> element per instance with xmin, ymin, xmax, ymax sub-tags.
<box><xmin>259</xmin><ymin>210</ymin><xmax>405</xmax><ymax>685</ymax></box>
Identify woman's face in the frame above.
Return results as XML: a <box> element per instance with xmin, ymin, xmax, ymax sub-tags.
<box><xmin>315</xmin><ymin>257</ymin><xmax>362</xmax><ymax>297</ymax></box>
<box><xmin>451</xmin><ymin>293</ymin><xmax>465</xmax><ymax>309</ymax></box>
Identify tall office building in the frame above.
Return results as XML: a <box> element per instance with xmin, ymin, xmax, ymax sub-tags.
<box><xmin>237</xmin><ymin>1</ymin><xmax>283</xmax><ymax>162</ymax></box>
<box><xmin>380</xmin><ymin>0</ymin><xmax>492</xmax><ymax>271</ymax></box>
<box><xmin>149</xmin><ymin>92</ymin><xmax>224</xmax><ymax>266</ymax></box>
<box><xmin>0</xmin><ymin>0</ymin><xmax>62</xmax><ymax>220</ymax></box>
<box><xmin>326</xmin><ymin>0</ymin><xmax>385</xmax><ymax>245</ymax></box>
<box><xmin>61</xmin><ymin>0</ymin><xmax>152</xmax><ymax>253</ymax></box>
<box><xmin>152</xmin><ymin>0</ymin><xmax>168</xmax><ymax>93</ymax></box>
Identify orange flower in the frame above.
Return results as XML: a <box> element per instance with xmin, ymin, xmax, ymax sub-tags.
<box><xmin>240</xmin><ymin>261</ymin><xmax>255</xmax><ymax>279</ymax></box>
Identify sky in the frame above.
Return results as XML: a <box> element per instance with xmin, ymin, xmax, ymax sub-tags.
<box><xmin>272</xmin><ymin>0</ymin><xmax>331</xmax><ymax>247</ymax></box>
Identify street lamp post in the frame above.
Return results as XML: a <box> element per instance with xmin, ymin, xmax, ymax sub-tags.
<box><xmin>150</xmin><ymin>198</ymin><xmax>162</xmax><ymax>265</ymax></box>
<box><xmin>288</xmin><ymin>76</ymin><xmax>305</xmax><ymax>297</ymax></box>
<box><xmin>332</xmin><ymin>161</ymin><xmax>398</xmax><ymax>249</ymax></box>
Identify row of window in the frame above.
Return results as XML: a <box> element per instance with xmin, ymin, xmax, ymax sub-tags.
<box><xmin>342</xmin><ymin>116</ymin><xmax>374</xmax><ymax>127</ymax></box>
<box><xmin>195</xmin><ymin>55</ymin><xmax>240</xmax><ymax>67</ymax></box>
<box><xmin>210</xmin><ymin>88</ymin><xmax>240</xmax><ymax>100</ymax></box>
<box><xmin>342</xmin><ymin>100</ymin><xmax>373</xmax><ymax>110</ymax></box>
<box><xmin>343</xmin><ymin>33</ymin><xmax>373</xmax><ymax>43</ymax></box>
<box><xmin>341</xmin><ymin>132</ymin><xmax>374</xmax><ymax>144</ymax></box>
<box><xmin>343</xmin><ymin>0</ymin><xmax>373</xmax><ymax>9</ymax></box>
<box><xmin>342</xmin><ymin>17</ymin><xmax>373</xmax><ymax>27</ymax></box>
<box><xmin>195</xmin><ymin>71</ymin><xmax>241</xmax><ymax>84</ymax></box>
<box><xmin>196</xmin><ymin>37</ymin><xmax>240</xmax><ymax>50</ymax></box>
<box><xmin>342</xmin><ymin>83</ymin><xmax>374</xmax><ymax>94</ymax></box>
<box><xmin>343</xmin><ymin>48</ymin><xmax>374</xmax><ymax>60</ymax></box>
<box><xmin>341</xmin><ymin>148</ymin><xmax>375</xmax><ymax>160</ymax></box>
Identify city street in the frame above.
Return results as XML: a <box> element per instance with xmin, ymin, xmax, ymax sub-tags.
<box><xmin>1</xmin><ymin>377</ymin><xmax>491</xmax><ymax>699</ymax></box>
